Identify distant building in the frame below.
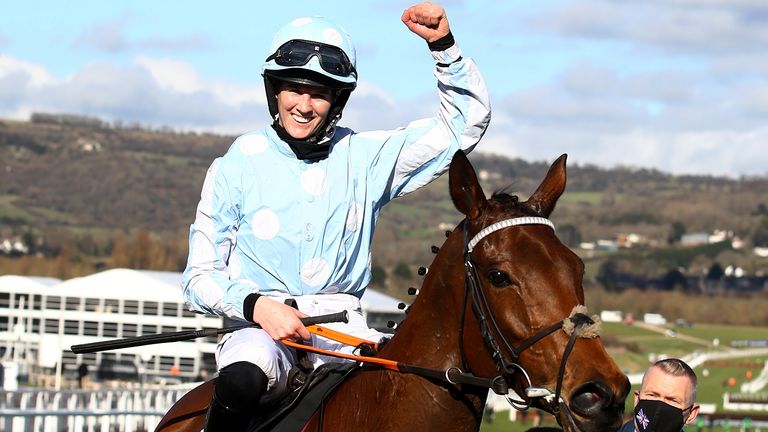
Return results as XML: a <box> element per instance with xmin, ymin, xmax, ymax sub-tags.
<box><xmin>708</xmin><ymin>230</ymin><xmax>733</xmax><ymax>243</ymax></box>
<box><xmin>643</xmin><ymin>313</ymin><xmax>667</xmax><ymax>326</ymax></box>
<box><xmin>359</xmin><ymin>289</ymin><xmax>406</xmax><ymax>333</ymax></box>
<box><xmin>0</xmin><ymin>238</ymin><xmax>29</xmax><ymax>255</ymax></box>
<box><xmin>680</xmin><ymin>229</ymin><xmax>736</xmax><ymax>247</ymax></box>
<box><xmin>0</xmin><ymin>269</ymin><xmax>404</xmax><ymax>386</ymax></box>
<box><xmin>0</xmin><ymin>269</ymin><xmax>221</xmax><ymax>384</ymax></box>
<box><xmin>732</xmin><ymin>238</ymin><xmax>746</xmax><ymax>249</ymax></box>
<box><xmin>616</xmin><ymin>233</ymin><xmax>646</xmax><ymax>248</ymax></box>
<box><xmin>477</xmin><ymin>169</ymin><xmax>502</xmax><ymax>181</ymax></box>
<box><xmin>680</xmin><ymin>232</ymin><xmax>709</xmax><ymax>246</ymax></box>
<box><xmin>600</xmin><ymin>310</ymin><xmax>623</xmax><ymax>323</ymax></box>
<box><xmin>77</xmin><ymin>137</ymin><xmax>102</xmax><ymax>152</ymax></box>
<box><xmin>596</xmin><ymin>239</ymin><xmax>619</xmax><ymax>252</ymax></box>
<box><xmin>724</xmin><ymin>266</ymin><xmax>744</xmax><ymax>277</ymax></box>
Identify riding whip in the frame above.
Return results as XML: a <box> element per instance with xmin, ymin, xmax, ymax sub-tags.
<box><xmin>70</xmin><ymin>310</ymin><xmax>349</xmax><ymax>354</ymax></box>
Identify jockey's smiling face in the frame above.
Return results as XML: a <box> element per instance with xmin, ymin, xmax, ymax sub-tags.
<box><xmin>276</xmin><ymin>82</ymin><xmax>334</xmax><ymax>140</ymax></box>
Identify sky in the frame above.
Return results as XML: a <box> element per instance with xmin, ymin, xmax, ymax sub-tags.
<box><xmin>1</xmin><ymin>0</ymin><xmax>767</xmax><ymax>178</ymax></box>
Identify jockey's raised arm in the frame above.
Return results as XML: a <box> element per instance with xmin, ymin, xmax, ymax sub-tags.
<box><xmin>179</xmin><ymin>2</ymin><xmax>490</xmax><ymax>430</ymax></box>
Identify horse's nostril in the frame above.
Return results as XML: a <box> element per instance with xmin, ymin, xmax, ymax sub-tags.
<box><xmin>569</xmin><ymin>382</ymin><xmax>612</xmax><ymax>417</ymax></box>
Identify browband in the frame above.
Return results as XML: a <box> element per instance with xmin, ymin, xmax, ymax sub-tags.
<box><xmin>467</xmin><ymin>216</ymin><xmax>555</xmax><ymax>253</ymax></box>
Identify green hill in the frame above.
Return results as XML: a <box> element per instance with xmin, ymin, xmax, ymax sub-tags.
<box><xmin>2</xmin><ymin>114</ymin><xmax>768</xmax><ymax>325</ymax></box>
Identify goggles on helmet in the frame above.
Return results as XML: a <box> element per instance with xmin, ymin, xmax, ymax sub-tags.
<box><xmin>266</xmin><ymin>39</ymin><xmax>356</xmax><ymax>78</ymax></box>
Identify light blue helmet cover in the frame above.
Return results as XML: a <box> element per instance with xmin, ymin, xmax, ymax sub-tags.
<box><xmin>262</xmin><ymin>16</ymin><xmax>357</xmax><ymax>89</ymax></box>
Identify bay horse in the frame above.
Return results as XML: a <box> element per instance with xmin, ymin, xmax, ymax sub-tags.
<box><xmin>157</xmin><ymin>151</ymin><xmax>629</xmax><ymax>432</ymax></box>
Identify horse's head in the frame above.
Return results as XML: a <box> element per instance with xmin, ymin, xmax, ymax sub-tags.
<box><xmin>448</xmin><ymin>151</ymin><xmax>629</xmax><ymax>432</ymax></box>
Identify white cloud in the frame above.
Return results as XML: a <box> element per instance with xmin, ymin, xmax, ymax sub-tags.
<box><xmin>134</xmin><ymin>56</ymin><xmax>205</xmax><ymax>94</ymax></box>
<box><xmin>134</xmin><ymin>56</ymin><xmax>267</xmax><ymax>110</ymax></box>
<box><xmin>0</xmin><ymin>55</ymin><xmax>267</xmax><ymax>134</ymax></box>
<box><xmin>2</xmin><ymin>30</ymin><xmax>767</xmax><ymax>179</ymax></box>
<box><xmin>482</xmin><ymin>110</ymin><xmax>768</xmax><ymax>178</ymax></box>
<box><xmin>0</xmin><ymin>55</ymin><xmax>55</xmax><ymax>87</ymax></box>
<box><xmin>478</xmin><ymin>6</ymin><xmax>768</xmax><ymax>180</ymax></box>
<box><xmin>343</xmin><ymin>81</ymin><xmax>420</xmax><ymax>131</ymax></box>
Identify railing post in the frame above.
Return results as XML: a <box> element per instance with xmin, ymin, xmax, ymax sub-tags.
<box><xmin>0</xmin><ymin>384</ymin><xmax>198</xmax><ymax>431</ymax></box>
<box><xmin>2</xmin><ymin>413</ymin><xmax>12</xmax><ymax>432</ymax></box>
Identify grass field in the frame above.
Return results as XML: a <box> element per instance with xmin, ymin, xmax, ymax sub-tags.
<box><xmin>677</xmin><ymin>323</ymin><xmax>768</xmax><ymax>346</ymax></box>
<box><xmin>480</xmin><ymin>412</ymin><xmax>559</xmax><ymax>431</ymax></box>
<box><xmin>558</xmin><ymin>191</ymin><xmax>607</xmax><ymax>205</ymax></box>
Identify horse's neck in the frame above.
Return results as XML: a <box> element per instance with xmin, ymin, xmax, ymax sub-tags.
<box><xmin>365</xmin><ymin>231</ymin><xmax>487</xmax><ymax>424</ymax></box>
<box><xmin>316</xmin><ymin>229</ymin><xmax>489</xmax><ymax>430</ymax></box>
<box><xmin>380</xmin><ymin>233</ymin><xmax>465</xmax><ymax>367</ymax></box>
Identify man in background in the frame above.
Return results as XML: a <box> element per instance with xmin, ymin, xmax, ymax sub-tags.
<box><xmin>621</xmin><ymin>358</ymin><xmax>700</xmax><ymax>432</ymax></box>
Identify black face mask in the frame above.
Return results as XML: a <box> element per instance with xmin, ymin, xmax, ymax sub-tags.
<box><xmin>633</xmin><ymin>399</ymin><xmax>689</xmax><ymax>432</ymax></box>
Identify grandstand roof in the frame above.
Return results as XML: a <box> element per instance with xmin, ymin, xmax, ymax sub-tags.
<box><xmin>0</xmin><ymin>274</ymin><xmax>62</xmax><ymax>293</ymax></box>
<box><xmin>1</xmin><ymin>269</ymin><xmax>403</xmax><ymax>313</ymax></box>
<box><xmin>53</xmin><ymin>268</ymin><xmax>182</xmax><ymax>302</ymax></box>
<box><xmin>360</xmin><ymin>288</ymin><xmax>403</xmax><ymax>313</ymax></box>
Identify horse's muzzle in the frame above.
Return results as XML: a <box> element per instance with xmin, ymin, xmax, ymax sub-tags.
<box><xmin>561</xmin><ymin>378</ymin><xmax>630</xmax><ymax>432</ymax></box>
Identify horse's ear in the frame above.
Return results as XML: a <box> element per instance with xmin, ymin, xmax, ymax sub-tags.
<box><xmin>525</xmin><ymin>154</ymin><xmax>567</xmax><ymax>218</ymax></box>
<box><xmin>449</xmin><ymin>151</ymin><xmax>487</xmax><ymax>220</ymax></box>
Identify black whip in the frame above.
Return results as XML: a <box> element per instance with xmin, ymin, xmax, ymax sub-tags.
<box><xmin>70</xmin><ymin>310</ymin><xmax>349</xmax><ymax>354</ymax></box>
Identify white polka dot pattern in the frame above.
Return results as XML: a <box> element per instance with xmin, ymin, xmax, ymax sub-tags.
<box><xmin>300</xmin><ymin>167</ymin><xmax>326</xmax><ymax>196</ymax></box>
<box><xmin>252</xmin><ymin>209</ymin><xmax>280</xmax><ymax>240</ymax></box>
<box><xmin>292</xmin><ymin>17</ymin><xmax>312</xmax><ymax>26</ymax></box>
<box><xmin>301</xmin><ymin>257</ymin><xmax>331</xmax><ymax>287</ymax></box>
<box><xmin>345</xmin><ymin>202</ymin><xmax>363</xmax><ymax>232</ymax></box>
<box><xmin>322</xmin><ymin>28</ymin><xmax>342</xmax><ymax>46</ymax></box>
<box><xmin>180</xmin><ymin>36</ymin><xmax>490</xmax><ymax>314</ymax></box>
<box><xmin>239</xmin><ymin>135</ymin><xmax>269</xmax><ymax>156</ymax></box>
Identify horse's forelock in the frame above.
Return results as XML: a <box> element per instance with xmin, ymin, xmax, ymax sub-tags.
<box><xmin>490</xmin><ymin>190</ymin><xmax>520</xmax><ymax>209</ymax></box>
<box><xmin>492</xmin><ymin>189</ymin><xmax>550</xmax><ymax>218</ymax></box>
<box><xmin>491</xmin><ymin>191</ymin><xmax>539</xmax><ymax>215</ymax></box>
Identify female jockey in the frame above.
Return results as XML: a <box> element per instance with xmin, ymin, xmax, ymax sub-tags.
<box><xmin>181</xmin><ymin>2</ymin><xmax>491</xmax><ymax>430</ymax></box>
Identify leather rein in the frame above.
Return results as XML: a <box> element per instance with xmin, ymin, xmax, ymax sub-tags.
<box><xmin>282</xmin><ymin>216</ymin><xmax>599</xmax><ymax>413</ymax></box>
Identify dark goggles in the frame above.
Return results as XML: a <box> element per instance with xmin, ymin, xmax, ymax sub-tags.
<box><xmin>267</xmin><ymin>39</ymin><xmax>356</xmax><ymax>78</ymax></box>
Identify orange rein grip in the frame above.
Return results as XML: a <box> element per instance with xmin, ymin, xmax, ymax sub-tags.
<box><xmin>305</xmin><ymin>324</ymin><xmax>379</xmax><ymax>352</ymax></box>
<box><xmin>280</xmin><ymin>339</ymin><xmax>401</xmax><ymax>372</ymax></box>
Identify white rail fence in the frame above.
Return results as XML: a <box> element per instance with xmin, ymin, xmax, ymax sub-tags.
<box><xmin>0</xmin><ymin>385</ymin><xmax>196</xmax><ymax>432</ymax></box>
<box><xmin>626</xmin><ymin>348</ymin><xmax>768</xmax><ymax>385</ymax></box>
<box><xmin>741</xmin><ymin>358</ymin><xmax>768</xmax><ymax>393</ymax></box>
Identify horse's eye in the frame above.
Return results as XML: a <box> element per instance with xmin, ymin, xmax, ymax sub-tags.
<box><xmin>487</xmin><ymin>269</ymin><xmax>512</xmax><ymax>287</ymax></box>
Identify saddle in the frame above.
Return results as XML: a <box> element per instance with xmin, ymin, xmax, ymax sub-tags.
<box><xmin>248</xmin><ymin>361</ymin><xmax>359</xmax><ymax>432</ymax></box>
<box><xmin>156</xmin><ymin>300</ymin><xmax>379</xmax><ymax>432</ymax></box>
<box><xmin>246</xmin><ymin>298</ymin><xmax>360</xmax><ymax>431</ymax></box>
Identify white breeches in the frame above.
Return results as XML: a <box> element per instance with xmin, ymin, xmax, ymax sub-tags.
<box><xmin>215</xmin><ymin>293</ymin><xmax>386</xmax><ymax>405</ymax></box>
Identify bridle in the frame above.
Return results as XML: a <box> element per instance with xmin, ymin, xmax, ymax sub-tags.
<box><xmin>458</xmin><ymin>215</ymin><xmax>599</xmax><ymax>414</ymax></box>
<box><xmin>266</xmin><ymin>215</ymin><xmax>601</xmax><ymax>422</ymax></box>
